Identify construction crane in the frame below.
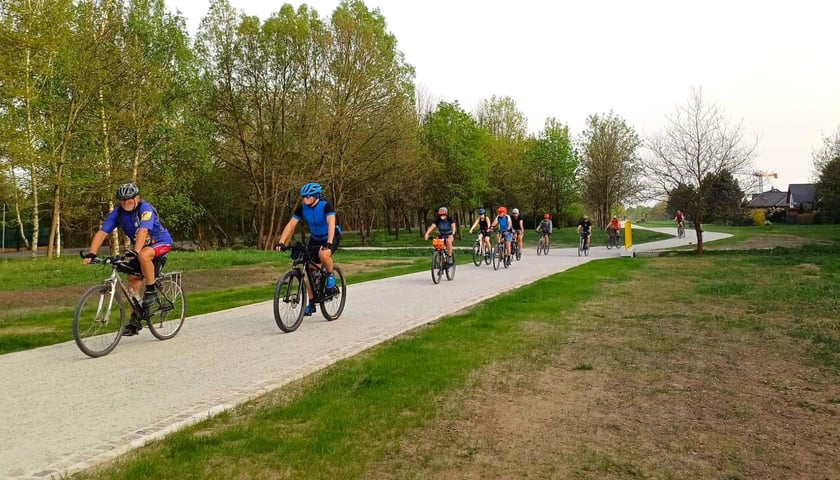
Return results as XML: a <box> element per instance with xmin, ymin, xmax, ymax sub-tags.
<box><xmin>753</xmin><ymin>171</ymin><xmax>778</xmax><ymax>193</ymax></box>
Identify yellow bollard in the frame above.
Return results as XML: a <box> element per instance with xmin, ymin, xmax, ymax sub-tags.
<box><xmin>624</xmin><ymin>220</ymin><xmax>632</xmax><ymax>250</ymax></box>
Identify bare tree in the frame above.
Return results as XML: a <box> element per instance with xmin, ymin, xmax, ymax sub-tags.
<box><xmin>645</xmin><ymin>87</ymin><xmax>756</xmax><ymax>253</ymax></box>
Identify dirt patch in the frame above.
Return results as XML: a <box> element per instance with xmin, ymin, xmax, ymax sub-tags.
<box><xmin>367</xmin><ymin>258</ymin><xmax>840</xmax><ymax>479</ymax></box>
<box><xmin>711</xmin><ymin>233</ymin><xmax>831</xmax><ymax>250</ymax></box>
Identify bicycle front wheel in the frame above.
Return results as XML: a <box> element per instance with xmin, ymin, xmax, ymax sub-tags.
<box><xmin>431</xmin><ymin>251</ymin><xmax>443</xmax><ymax>284</ymax></box>
<box><xmin>73</xmin><ymin>284</ymin><xmax>125</xmax><ymax>358</ymax></box>
<box><xmin>578</xmin><ymin>238</ymin><xmax>583</xmax><ymax>256</ymax></box>
<box><xmin>320</xmin><ymin>266</ymin><xmax>346</xmax><ymax>321</ymax></box>
<box><xmin>147</xmin><ymin>274</ymin><xmax>186</xmax><ymax>340</ymax></box>
<box><xmin>274</xmin><ymin>270</ymin><xmax>306</xmax><ymax>332</ymax></box>
<box><xmin>445</xmin><ymin>252</ymin><xmax>455</xmax><ymax>281</ymax></box>
<box><xmin>492</xmin><ymin>245</ymin><xmax>501</xmax><ymax>270</ymax></box>
<box><xmin>472</xmin><ymin>241</ymin><xmax>482</xmax><ymax>267</ymax></box>
<box><xmin>537</xmin><ymin>238</ymin><xmax>544</xmax><ymax>256</ymax></box>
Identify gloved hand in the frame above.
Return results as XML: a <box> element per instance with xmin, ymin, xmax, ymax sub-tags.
<box><xmin>274</xmin><ymin>242</ymin><xmax>287</xmax><ymax>252</ymax></box>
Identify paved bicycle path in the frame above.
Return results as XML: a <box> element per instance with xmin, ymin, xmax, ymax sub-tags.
<box><xmin>0</xmin><ymin>228</ymin><xmax>729</xmax><ymax>479</ymax></box>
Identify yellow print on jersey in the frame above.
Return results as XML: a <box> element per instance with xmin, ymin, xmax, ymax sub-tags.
<box><xmin>141</xmin><ymin>211</ymin><xmax>152</xmax><ymax>221</ymax></box>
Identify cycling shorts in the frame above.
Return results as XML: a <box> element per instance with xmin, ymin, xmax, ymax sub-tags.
<box><xmin>500</xmin><ymin>231</ymin><xmax>514</xmax><ymax>242</ymax></box>
<box><xmin>124</xmin><ymin>242</ymin><xmax>171</xmax><ymax>278</ymax></box>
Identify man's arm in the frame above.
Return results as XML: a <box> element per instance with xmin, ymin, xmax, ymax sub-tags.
<box><xmin>326</xmin><ymin>215</ymin><xmax>336</xmax><ymax>245</ymax></box>
<box><xmin>133</xmin><ymin>228</ymin><xmax>149</xmax><ymax>253</ymax></box>
<box><xmin>278</xmin><ymin>217</ymin><xmax>300</xmax><ymax>245</ymax></box>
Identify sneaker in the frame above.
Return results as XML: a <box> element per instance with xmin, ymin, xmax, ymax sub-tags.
<box><xmin>304</xmin><ymin>304</ymin><xmax>316</xmax><ymax>316</ymax></box>
<box><xmin>448</xmin><ymin>255</ymin><xmax>454</xmax><ymax>265</ymax></box>
<box><xmin>122</xmin><ymin>323</ymin><xmax>140</xmax><ymax>336</ymax></box>
<box><xmin>142</xmin><ymin>290</ymin><xmax>158</xmax><ymax>308</ymax></box>
<box><xmin>325</xmin><ymin>274</ymin><xmax>336</xmax><ymax>289</ymax></box>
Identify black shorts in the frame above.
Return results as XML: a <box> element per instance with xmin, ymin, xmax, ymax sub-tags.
<box><xmin>307</xmin><ymin>235</ymin><xmax>341</xmax><ymax>260</ymax></box>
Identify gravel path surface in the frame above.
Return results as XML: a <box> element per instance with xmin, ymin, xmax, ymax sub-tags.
<box><xmin>0</xmin><ymin>227</ymin><xmax>728</xmax><ymax>479</ymax></box>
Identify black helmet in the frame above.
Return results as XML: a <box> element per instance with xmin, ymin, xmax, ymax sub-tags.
<box><xmin>116</xmin><ymin>183</ymin><xmax>139</xmax><ymax>200</ymax></box>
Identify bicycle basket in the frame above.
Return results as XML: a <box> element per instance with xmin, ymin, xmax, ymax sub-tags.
<box><xmin>432</xmin><ymin>238</ymin><xmax>445</xmax><ymax>250</ymax></box>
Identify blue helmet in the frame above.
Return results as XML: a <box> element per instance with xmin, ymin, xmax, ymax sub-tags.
<box><xmin>300</xmin><ymin>182</ymin><xmax>323</xmax><ymax>197</ymax></box>
<box><xmin>478</xmin><ymin>208</ymin><xmax>486</xmax><ymax>215</ymax></box>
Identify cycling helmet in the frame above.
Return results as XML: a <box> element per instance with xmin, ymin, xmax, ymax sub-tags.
<box><xmin>116</xmin><ymin>183</ymin><xmax>139</xmax><ymax>200</ymax></box>
<box><xmin>496</xmin><ymin>206</ymin><xmax>507</xmax><ymax>215</ymax></box>
<box><xmin>300</xmin><ymin>182</ymin><xmax>323</xmax><ymax>197</ymax></box>
<box><xmin>438</xmin><ymin>207</ymin><xmax>448</xmax><ymax>215</ymax></box>
<box><xmin>478</xmin><ymin>208</ymin><xmax>486</xmax><ymax>215</ymax></box>
<box><xmin>544</xmin><ymin>213</ymin><xmax>550</xmax><ymax>219</ymax></box>
<box><xmin>512</xmin><ymin>208</ymin><xmax>520</xmax><ymax>215</ymax></box>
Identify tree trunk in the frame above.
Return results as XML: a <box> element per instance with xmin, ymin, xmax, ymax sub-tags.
<box><xmin>694</xmin><ymin>220</ymin><xmax>704</xmax><ymax>254</ymax></box>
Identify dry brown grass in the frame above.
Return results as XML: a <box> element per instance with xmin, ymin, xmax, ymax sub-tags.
<box><xmin>366</xmin><ymin>257</ymin><xmax>840</xmax><ymax>480</ymax></box>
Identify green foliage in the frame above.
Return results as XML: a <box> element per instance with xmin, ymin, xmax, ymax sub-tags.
<box><xmin>524</xmin><ymin>118</ymin><xmax>580</xmax><ymax>225</ymax></box>
<box><xmin>578</xmin><ymin>111</ymin><xmax>643</xmax><ymax>227</ymax></box>
<box><xmin>816</xmin><ymin>156</ymin><xmax>840</xmax><ymax>223</ymax></box>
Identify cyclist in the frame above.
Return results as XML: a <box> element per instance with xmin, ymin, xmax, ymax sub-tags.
<box><xmin>468</xmin><ymin>208</ymin><xmax>493</xmax><ymax>258</ymax></box>
<box><xmin>674</xmin><ymin>209</ymin><xmax>686</xmax><ymax>230</ymax></box>
<box><xmin>510</xmin><ymin>208</ymin><xmax>524</xmax><ymax>255</ymax></box>
<box><xmin>82</xmin><ymin>183</ymin><xmax>173</xmax><ymax>336</ymax></box>
<box><xmin>424</xmin><ymin>207</ymin><xmax>457</xmax><ymax>265</ymax></box>
<box><xmin>607</xmin><ymin>216</ymin><xmax>621</xmax><ymax>243</ymax></box>
<box><xmin>536</xmin><ymin>213</ymin><xmax>553</xmax><ymax>248</ymax></box>
<box><xmin>576</xmin><ymin>214</ymin><xmax>593</xmax><ymax>249</ymax></box>
<box><xmin>490</xmin><ymin>206</ymin><xmax>513</xmax><ymax>261</ymax></box>
<box><xmin>275</xmin><ymin>182</ymin><xmax>342</xmax><ymax>316</ymax></box>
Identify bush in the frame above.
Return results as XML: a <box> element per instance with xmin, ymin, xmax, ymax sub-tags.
<box><xmin>750</xmin><ymin>210</ymin><xmax>766</xmax><ymax>226</ymax></box>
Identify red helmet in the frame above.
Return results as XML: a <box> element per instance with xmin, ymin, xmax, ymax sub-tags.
<box><xmin>496</xmin><ymin>206</ymin><xmax>507</xmax><ymax>215</ymax></box>
<box><xmin>544</xmin><ymin>213</ymin><xmax>550</xmax><ymax>219</ymax></box>
<box><xmin>437</xmin><ymin>207</ymin><xmax>448</xmax><ymax>215</ymax></box>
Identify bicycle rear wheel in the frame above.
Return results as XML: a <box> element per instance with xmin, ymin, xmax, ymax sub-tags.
<box><xmin>147</xmin><ymin>274</ymin><xmax>186</xmax><ymax>340</ymax></box>
<box><xmin>320</xmin><ymin>266</ymin><xmax>346</xmax><ymax>321</ymax></box>
<box><xmin>274</xmin><ymin>270</ymin><xmax>306</xmax><ymax>332</ymax></box>
<box><xmin>73</xmin><ymin>284</ymin><xmax>125</xmax><ymax>358</ymax></box>
<box><xmin>543</xmin><ymin>239</ymin><xmax>550</xmax><ymax>255</ymax></box>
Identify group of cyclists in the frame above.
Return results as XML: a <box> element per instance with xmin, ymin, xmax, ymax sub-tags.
<box><xmin>83</xmin><ymin>179</ymin><xmax>687</xmax><ymax>335</ymax></box>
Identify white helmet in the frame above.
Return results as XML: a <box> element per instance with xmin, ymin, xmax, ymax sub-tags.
<box><xmin>512</xmin><ymin>208</ymin><xmax>520</xmax><ymax>215</ymax></box>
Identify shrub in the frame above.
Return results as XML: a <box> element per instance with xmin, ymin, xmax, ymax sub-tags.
<box><xmin>750</xmin><ymin>209</ymin><xmax>766</xmax><ymax>226</ymax></box>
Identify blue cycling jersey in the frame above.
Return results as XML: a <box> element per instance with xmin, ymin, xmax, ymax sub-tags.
<box><xmin>101</xmin><ymin>201</ymin><xmax>172</xmax><ymax>245</ymax></box>
<box><xmin>293</xmin><ymin>199</ymin><xmax>342</xmax><ymax>242</ymax></box>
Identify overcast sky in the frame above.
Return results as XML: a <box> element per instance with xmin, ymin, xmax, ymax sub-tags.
<box><xmin>165</xmin><ymin>0</ymin><xmax>840</xmax><ymax>191</ymax></box>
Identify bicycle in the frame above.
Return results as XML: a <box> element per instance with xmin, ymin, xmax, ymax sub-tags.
<box><xmin>578</xmin><ymin>232</ymin><xmax>590</xmax><ymax>257</ymax></box>
<box><xmin>471</xmin><ymin>232</ymin><xmax>491</xmax><ymax>267</ymax></box>
<box><xmin>493</xmin><ymin>233</ymin><xmax>511</xmax><ymax>270</ymax></box>
<box><xmin>430</xmin><ymin>237</ymin><xmax>455</xmax><ymax>284</ymax></box>
<box><xmin>511</xmin><ymin>232</ymin><xmax>522</xmax><ymax>261</ymax></box>
<box><xmin>274</xmin><ymin>242</ymin><xmax>346</xmax><ymax>332</ymax></box>
<box><xmin>536</xmin><ymin>231</ymin><xmax>550</xmax><ymax>256</ymax></box>
<box><xmin>74</xmin><ymin>252</ymin><xmax>185</xmax><ymax>358</ymax></box>
<box><xmin>677</xmin><ymin>223</ymin><xmax>686</xmax><ymax>239</ymax></box>
<box><xmin>606</xmin><ymin>228</ymin><xmax>620</xmax><ymax>249</ymax></box>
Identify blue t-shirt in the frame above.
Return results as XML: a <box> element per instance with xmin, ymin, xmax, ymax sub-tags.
<box><xmin>293</xmin><ymin>199</ymin><xmax>342</xmax><ymax>242</ymax></box>
<box><xmin>496</xmin><ymin>214</ymin><xmax>512</xmax><ymax>232</ymax></box>
<box><xmin>101</xmin><ymin>201</ymin><xmax>172</xmax><ymax>245</ymax></box>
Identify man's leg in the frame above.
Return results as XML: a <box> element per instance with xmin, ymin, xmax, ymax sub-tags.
<box><xmin>138</xmin><ymin>247</ymin><xmax>158</xmax><ymax>307</ymax></box>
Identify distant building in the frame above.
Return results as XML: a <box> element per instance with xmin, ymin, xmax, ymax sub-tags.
<box><xmin>746</xmin><ymin>188</ymin><xmax>787</xmax><ymax>209</ymax></box>
<box><xmin>786</xmin><ymin>184</ymin><xmax>817</xmax><ymax>224</ymax></box>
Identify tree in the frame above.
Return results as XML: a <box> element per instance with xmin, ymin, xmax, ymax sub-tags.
<box><xmin>475</xmin><ymin>95</ymin><xmax>528</xmax><ymax>212</ymax></box>
<box><xmin>578</xmin><ymin>111</ymin><xmax>642</xmax><ymax>227</ymax></box>
<box><xmin>812</xmin><ymin>126</ymin><xmax>840</xmax><ymax>179</ymax></box>
<box><xmin>702</xmin><ymin>169</ymin><xmax>745</xmax><ymax>223</ymax></box>
<box><xmin>815</xmin><ymin>156</ymin><xmax>840</xmax><ymax>223</ymax></box>
<box><xmin>524</xmin><ymin>118</ymin><xmax>579</xmax><ymax>224</ymax></box>
<box><xmin>645</xmin><ymin>87</ymin><xmax>756</xmax><ymax>253</ymax></box>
